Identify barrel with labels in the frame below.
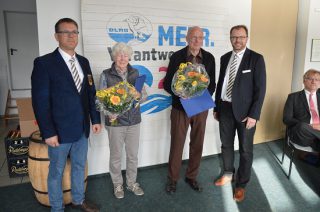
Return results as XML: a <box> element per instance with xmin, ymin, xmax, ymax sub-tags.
<box><xmin>28</xmin><ymin>131</ymin><xmax>88</xmax><ymax>206</ymax></box>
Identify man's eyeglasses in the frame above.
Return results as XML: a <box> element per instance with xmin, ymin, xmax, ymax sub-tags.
<box><xmin>230</xmin><ymin>36</ymin><xmax>247</xmax><ymax>41</ymax></box>
<box><xmin>305</xmin><ymin>77</ymin><xmax>320</xmax><ymax>82</ymax></box>
<box><xmin>190</xmin><ymin>36</ymin><xmax>204</xmax><ymax>42</ymax></box>
<box><xmin>57</xmin><ymin>31</ymin><xmax>79</xmax><ymax>36</ymax></box>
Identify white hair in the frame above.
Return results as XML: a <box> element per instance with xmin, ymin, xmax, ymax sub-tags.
<box><xmin>111</xmin><ymin>42</ymin><xmax>133</xmax><ymax>60</ymax></box>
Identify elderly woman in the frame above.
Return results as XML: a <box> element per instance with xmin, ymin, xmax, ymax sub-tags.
<box><xmin>99</xmin><ymin>42</ymin><xmax>146</xmax><ymax>199</ymax></box>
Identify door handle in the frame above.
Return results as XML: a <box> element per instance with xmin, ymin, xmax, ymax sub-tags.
<box><xmin>10</xmin><ymin>48</ymin><xmax>18</xmax><ymax>55</ymax></box>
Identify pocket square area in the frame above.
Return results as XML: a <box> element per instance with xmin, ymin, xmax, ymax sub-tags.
<box><xmin>242</xmin><ymin>70</ymin><xmax>251</xmax><ymax>73</ymax></box>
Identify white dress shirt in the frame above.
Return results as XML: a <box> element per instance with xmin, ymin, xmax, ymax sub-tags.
<box><xmin>221</xmin><ymin>48</ymin><xmax>246</xmax><ymax>102</ymax></box>
<box><xmin>58</xmin><ymin>48</ymin><xmax>84</xmax><ymax>83</ymax></box>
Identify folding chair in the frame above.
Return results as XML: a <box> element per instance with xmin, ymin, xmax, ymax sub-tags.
<box><xmin>282</xmin><ymin>128</ymin><xmax>319</xmax><ymax>179</ymax></box>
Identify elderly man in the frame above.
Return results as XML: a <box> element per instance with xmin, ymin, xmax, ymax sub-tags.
<box><xmin>283</xmin><ymin>69</ymin><xmax>320</xmax><ymax>152</ymax></box>
<box><xmin>163</xmin><ymin>26</ymin><xmax>216</xmax><ymax>194</ymax></box>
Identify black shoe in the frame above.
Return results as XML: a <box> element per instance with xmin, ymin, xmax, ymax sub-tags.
<box><xmin>185</xmin><ymin>177</ymin><xmax>203</xmax><ymax>192</ymax></box>
<box><xmin>166</xmin><ymin>177</ymin><xmax>177</xmax><ymax>194</ymax></box>
<box><xmin>71</xmin><ymin>199</ymin><xmax>99</xmax><ymax>212</ymax></box>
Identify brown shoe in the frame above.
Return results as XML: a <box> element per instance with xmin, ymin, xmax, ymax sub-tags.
<box><xmin>214</xmin><ymin>175</ymin><xmax>232</xmax><ymax>186</ymax></box>
<box><xmin>166</xmin><ymin>177</ymin><xmax>177</xmax><ymax>194</ymax></box>
<box><xmin>71</xmin><ymin>199</ymin><xmax>99</xmax><ymax>212</ymax></box>
<box><xmin>233</xmin><ymin>187</ymin><xmax>245</xmax><ymax>202</ymax></box>
<box><xmin>185</xmin><ymin>177</ymin><xmax>203</xmax><ymax>192</ymax></box>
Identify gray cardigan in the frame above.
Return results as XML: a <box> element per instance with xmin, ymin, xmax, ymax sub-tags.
<box><xmin>99</xmin><ymin>63</ymin><xmax>141</xmax><ymax>127</ymax></box>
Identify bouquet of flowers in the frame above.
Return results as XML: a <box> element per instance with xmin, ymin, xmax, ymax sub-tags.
<box><xmin>96</xmin><ymin>81</ymin><xmax>140</xmax><ymax>125</ymax></box>
<box><xmin>171</xmin><ymin>62</ymin><xmax>210</xmax><ymax>98</ymax></box>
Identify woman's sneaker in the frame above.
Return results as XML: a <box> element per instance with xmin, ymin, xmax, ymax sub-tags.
<box><xmin>127</xmin><ymin>182</ymin><xmax>144</xmax><ymax>196</ymax></box>
<box><xmin>114</xmin><ymin>184</ymin><xmax>124</xmax><ymax>199</ymax></box>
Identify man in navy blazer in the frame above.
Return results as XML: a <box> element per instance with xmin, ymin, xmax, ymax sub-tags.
<box><xmin>213</xmin><ymin>25</ymin><xmax>266</xmax><ymax>202</ymax></box>
<box><xmin>31</xmin><ymin>18</ymin><xmax>101</xmax><ymax>212</ymax></box>
<box><xmin>283</xmin><ymin>69</ymin><xmax>320</xmax><ymax>151</ymax></box>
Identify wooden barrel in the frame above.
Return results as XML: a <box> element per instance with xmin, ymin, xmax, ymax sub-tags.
<box><xmin>28</xmin><ymin>131</ymin><xmax>88</xmax><ymax>206</ymax></box>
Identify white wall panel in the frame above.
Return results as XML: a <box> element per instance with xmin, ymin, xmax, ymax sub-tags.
<box><xmin>81</xmin><ymin>0</ymin><xmax>251</xmax><ymax>175</ymax></box>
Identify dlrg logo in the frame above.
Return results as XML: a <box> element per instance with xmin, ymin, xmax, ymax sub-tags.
<box><xmin>107</xmin><ymin>13</ymin><xmax>153</xmax><ymax>46</ymax></box>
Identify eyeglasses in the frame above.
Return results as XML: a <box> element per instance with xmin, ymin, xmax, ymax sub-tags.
<box><xmin>57</xmin><ymin>30</ymin><xmax>79</xmax><ymax>36</ymax></box>
<box><xmin>305</xmin><ymin>77</ymin><xmax>320</xmax><ymax>82</ymax></box>
<box><xmin>190</xmin><ymin>36</ymin><xmax>204</xmax><ymax>41</ymax></box>
<box><xmin>230</xmin><ymin>36</ymin><xmax>247</xmax><ymax>41</ymax></box>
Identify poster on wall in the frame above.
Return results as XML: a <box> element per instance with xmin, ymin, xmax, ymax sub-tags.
<box><xmin>311</xmin><ymin>39</ymin><xmax>320</xmax><ymax>62</ymax></box>
<box><xmin>81</xmin><ymin>0</ymin><xmax>231</xmax><ymax>117</ymax></box>
<box><xmin>81</xmin><ymin>0</ymin><xmax>252</xmax><ymax>174</ymax></box>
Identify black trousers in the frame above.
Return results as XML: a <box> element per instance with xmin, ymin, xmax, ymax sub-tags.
<box><xmin>290</xmin><ymin>122</ymin><xmax>320</xmax><ymax>151</ymax></box>
<box><xmin>219</xmin><ymin>101</ymin><xmax>256</xmax><ymax>188</ymax></box>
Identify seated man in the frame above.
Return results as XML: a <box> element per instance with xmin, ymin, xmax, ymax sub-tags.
<box><xmin>283</xmin><ymin>69</ymin><xmax>320</xmax><ymax>152</ymax></box>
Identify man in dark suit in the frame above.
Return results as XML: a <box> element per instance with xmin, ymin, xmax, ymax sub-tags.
<box><xmin>31</xmin><ymin>18</ymin><xmax>101</xmax><ymax>212</ymax></box>
<box><xmin>283</xmin><ymin>69</ymin><xmax>320</xmax><ymax>151</ymax></box>
<box><xmin>213</xmin><ymin>25</ymin><xmax>266</xmax><ymax>202</ymax></box>
<box><xmin>163</xmin><ymin>26</ymin><xmax>215</xmax><ymax>194</ymax></box>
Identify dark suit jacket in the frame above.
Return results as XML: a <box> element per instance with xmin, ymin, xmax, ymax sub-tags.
<box><xmin>283</xmin><ymin>90</ymin><xmax>320</xmax><ymax>128</ymax></box>
<box><xmin>215</xmin><ymin>48</ymin><xmax>266</xmax><ymax>121</ymax></box>
<box><xmin>31</xmin><ymin>48</ymin><xmax>101</xmax><ymax>143</ymax></box>
<box><xmin>163</xmin><ymin>46</ymin><xmax>216</xmax><ymax>110</ymax></box>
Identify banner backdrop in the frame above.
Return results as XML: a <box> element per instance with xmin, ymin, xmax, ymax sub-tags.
<box><xmin>81</xmin><ymin>0</ymin><xmax>251</xmax><ymax>175</ymax></box>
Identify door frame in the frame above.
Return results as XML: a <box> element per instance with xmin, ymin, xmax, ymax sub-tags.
<box><xmin>4</xmin><ymin>10</ymin><xmax>38</xmax><ymax>91</ymax></box>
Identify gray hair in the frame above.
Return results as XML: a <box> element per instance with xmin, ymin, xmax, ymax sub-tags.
<box><xmin>111</xmin><ymin>42</ymin><xmax>133</xmax><ymax>60</ymax></box>
<box><xmin>303</xmin><ymin>69</ymin><xmax>320</xmax><ymax>80</ymax></box>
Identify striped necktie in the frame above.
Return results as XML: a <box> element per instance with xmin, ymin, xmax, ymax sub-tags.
<box><xmin>226</xmin><ymin>54</ymin><xmax>238</xmax><ymax>99</ymax></box>
<box><xmin>69</xmin><ymin>57</ymin><xmax>82</xmax><ymax>93</ymax></box>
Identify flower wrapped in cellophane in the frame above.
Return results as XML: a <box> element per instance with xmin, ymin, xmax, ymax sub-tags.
<box><xmin>171</xmin><ymin>62</ymin><xmax>210</xmax><ymax>98</ymax></box>
<box><xmin>96</xmin><ymin>81</ymin><xmax>140</xmax><ymax>125</ymax></box>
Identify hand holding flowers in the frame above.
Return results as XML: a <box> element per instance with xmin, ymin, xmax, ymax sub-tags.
<box><xmin>96</xmin><ymin>81</ymin><xmax>140</xmax><ymax>125</ymax></box>
<box><xmin>171</xmin><ymin>62</ymin><xmax>210</xmax><ymax>99</ymax></box>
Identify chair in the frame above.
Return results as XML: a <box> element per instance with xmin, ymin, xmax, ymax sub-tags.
<box><xmin>282</xmin><ymin>128</ymin><xmax>319</xmax><ymax>179</ymax></box>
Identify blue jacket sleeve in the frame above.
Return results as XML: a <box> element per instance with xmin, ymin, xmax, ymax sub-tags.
<box><xmin>31</xmin><ymin>58</ymin><xmax>57</xmax><ymax>139</ymax></box>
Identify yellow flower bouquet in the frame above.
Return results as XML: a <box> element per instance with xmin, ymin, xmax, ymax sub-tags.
<box><xmin>171</xmin><ymin>62</ymin><xmax>210</xmax><ymax>98</ymax></box>
<box><xmin>96</xmin><ymin>81</ymin><xmax>140</xmax><ymax>124</ymax></box>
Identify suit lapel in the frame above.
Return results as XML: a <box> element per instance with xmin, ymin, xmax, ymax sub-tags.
<box><xmin>234</xmin><ymin>48</ymin><xmax>250</xmax><ymax>82</ymax></box>
<box><xmin>300</xmin><ymin>90</ymin><xmax>309</xmax><ymax>112</ymax></box>
<box><xmin>53</xmin><ymin>49</ymin><xmax>82</xmax><ymax>93</ymax></box>
<box><xmin>238</xmin><ymin>48</ymin><xmax>250</xmax><ymax>71</ymax></box>
<box><xmin>221</xmin><ymin>52</ymin><xmax>232</xmax><ymax>79</ymax></box>
<box><xmin>317</xmin><ymin>90</ymin><xmax>320</xmax><ymax>112</ymax></box>
<box><xmin>53</xmin><ymin>49</ymin><xmax>75</xmax><ymax>84</ymax></box>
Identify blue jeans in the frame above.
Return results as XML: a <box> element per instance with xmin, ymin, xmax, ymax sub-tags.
<box><xmin>48</xmin><ymin>134</ymin><xmax>88</xmax><ymax>212</ymax></box>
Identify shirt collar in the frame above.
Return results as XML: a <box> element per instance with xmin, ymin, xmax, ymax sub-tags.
<box><xmin>232</xmin><ymin>47</ymin><xmax>246</xmax><ymax>58</ymax></box>
<box><xmin>58</xmin><ymin>48</ymin><xmax>76</xmax><ymax>62</ymax></box>
<box><xmin>187</xmin><ymin>48</ymin><xmax>202</xmax><ymax>59</ymax></box>
<box><xmin>305</xmin><ymin>89</ymin><xmax>317</xmax><ymax>96</ymax></box>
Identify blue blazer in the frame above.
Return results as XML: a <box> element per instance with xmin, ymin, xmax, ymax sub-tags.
<box><xmin>31</xmin><ymin>48</ymin><xmax>101</xmax><ymax>143</ymax></box>
<box><xmin>215</xmin><ymin>48</ymin><xmax>266</xmax><ymax>121</ymax></box>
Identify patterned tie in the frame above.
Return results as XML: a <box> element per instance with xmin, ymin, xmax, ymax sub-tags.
<box><xmin>226</xmin><ymin>54</ymin><xmax>238</xmax><ymax>99</ymax></box>
<box><xmin>309</xmin><ymin>93</ymin><xmax>319</xmax><ymax>124</ymax></box>
<box><xmin>69</xmin><ymin>57</ymin><xmax>82</xmax><ymax>93</ymax></box>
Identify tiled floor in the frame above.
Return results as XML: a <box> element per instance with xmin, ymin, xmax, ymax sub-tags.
<box><xmin>0</xmin><ymin>118</ymin><xmax>30</xmax><ymax>187</ymax></box>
